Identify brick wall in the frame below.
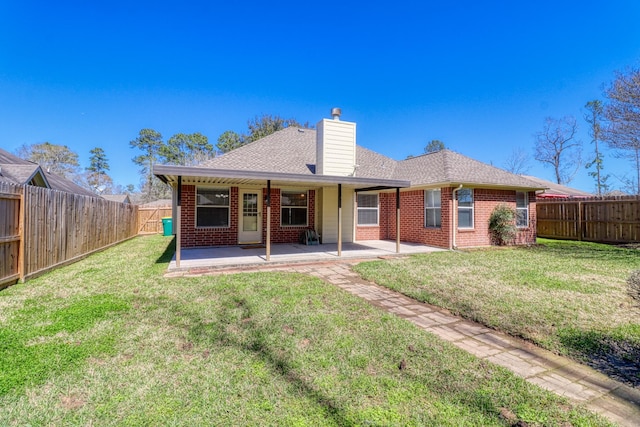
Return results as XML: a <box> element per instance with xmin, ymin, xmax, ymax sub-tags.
<box><xmin>384</xmin><ymin>190</ymin><xmax>452</xmax><ymax>249</ymax></box>
<box><xmin>181</xmin><ymin>184</ymin><xmax>536</xmax><ymax>249</ymax></box>
<box><xmin>355</xmin><ymin>187</ymin><xmax>536</xmax><ymax>249</ymax></box>
<box><xmin>454</xmin><ymin>189</ymin><xmax>537</xmax><ymax>247</ymax></box>
<box><xmin>181</xmin><ymin>185</ymin><xmax>239</xmax><ymax>248</ymax></box>
<box><xmin>354</xmin><ymin>192</ymin><xmax>386</xmax><ymax>240</ymax></box>
<box><xmin>263</xmin><ymin>188</ymin><xmax>316</xmax><ymax>244</ymax></box>
<box><xmin>180</xmin><ymin>185</ymin><xmax>315</xmax><ymax>248</ymax></box>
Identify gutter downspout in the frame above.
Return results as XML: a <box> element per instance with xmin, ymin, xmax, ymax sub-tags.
<box><xmin>451</xmin><ymin>184</ymin><xmax>463</xmax><ymax>250</ymax></box>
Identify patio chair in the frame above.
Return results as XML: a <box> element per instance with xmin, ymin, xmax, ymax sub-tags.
<box><xmin>300</xmin><ymin>228</ymin><xmax>320</xmax><ymax>245</ymax></box>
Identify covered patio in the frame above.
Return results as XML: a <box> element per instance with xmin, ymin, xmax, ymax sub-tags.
<box><xmin>166</xmin><ymin>240</ymin><xmax>443</xmax><ymax>271</ymax></box>
<box><xmin>154</xmin><ymin>164</ymin><xmax>414</xmax><ymax>270</ymax></box>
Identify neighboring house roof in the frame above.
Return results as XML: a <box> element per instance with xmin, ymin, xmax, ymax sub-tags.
<box><xmin>102</xmin><ymin>194</ymin><xmax>131</xmax><ymax>204</ymax></box>
<box><xmin>0</xmin><ymin>148</ymin><xmax>50</xmax><ymax>187</ymax></box>
<box><xmin>0</xmin><ymin>163</ymin><xmax>49</xmax><ymax>187</ymax></box>
<box><xmin>521</xmin><ymin>175</ymin><xmax>592</xmax><ymax>198</ymax></box>
<box><xmin>43</xmin><ymin>171</ymin><xmax>100</xmax><ymax>197</ymax></box>
<box><xmin>196</xmin><ymin>127</ymin><xmax>543</xmax><ymax>190</ymax></box>
<box><xmin>0</xmin><ymin>147</ymin><xmax>99</xmax><ymax>197</ymax></box>
<box><xmin>0</xmin><ymin>148</ymin><xmax>31</xmax><ymax>165</ymax></box>
<box><xmin>603</xmin><ymin>190</ymin><xmax>629</xmax><ymax>197</ymax></box>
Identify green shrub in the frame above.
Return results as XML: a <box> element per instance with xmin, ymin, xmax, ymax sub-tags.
<box><xmin>628</xmin><ymin>269</ymin><xmax>640</xmax><ymax>305</ymax></box>
<box><xmin>488</xmin><ymin>204</ymin><xmax>517</xmax><ymax>245</ymax></box>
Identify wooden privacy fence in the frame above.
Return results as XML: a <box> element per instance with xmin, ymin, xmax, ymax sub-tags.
<box><xmin>537</xmin><ymin>196</ymin><xmax>640</xmax><ymax>243</ymax></box>
<box><xmin>0</xmin><ymin>184</ymin><xmax>22</xmax><ymax>287</ymax></box>
<box><xmin>1</xmin><ymin>182</ymin><xmax>139</xmax><ymax>288</ymax></box>
<box><xmin>138</xmin><ymin>206</ymin><xmax>172</xmax><ymax>234</ymax></box>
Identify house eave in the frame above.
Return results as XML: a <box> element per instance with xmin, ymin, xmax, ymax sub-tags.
<box><xmin>154</xmin><ymin>165</ymin><xmax>411</xmax><ymax>190</ymax></box>
<box><xmin>410</xmin><ymin>181</ymin><xmax>546</xmax><ymax>192</ymax></box>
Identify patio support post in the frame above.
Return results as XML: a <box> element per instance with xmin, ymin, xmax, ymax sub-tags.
<box><xmin>337</xmin><ymin>183</ymin><xmax>342</xmax><ymax>257</ymax></box>
<box><xmin>176</xmin><ymin>176</ymin><xmax>182</xmax><ymax>268</ymax></box>
<box><xmin>396</xmin><ymin>187</ymin><xmax>400</xmax><ymax>254</ymax></box>
<box><xmin>266</xmin><ymin>180</ymin><xmax>271</xmax><ymax>261</ymax></box>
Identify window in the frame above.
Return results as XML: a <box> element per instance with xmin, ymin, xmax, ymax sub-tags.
<box><xmin>281</xmin><ymin>191</ymin><xmax>308</xmax><ymax>226</ymax></box>
<box><xmin>424</xmin><ymin>189</ymin><xmax>441</xmax><ymax>227</ymax></box>
<box><xmin>357</xmin><ymin>193</ymin><xmax>379</xmax><ymax>226</ymax></box>
<box><xmin>516</xmin><ymin>191</ymin><xmax>529</xmax><ymax>227</ymax></box>
<box><xmin>457</xmin><ymin>188</ymin><xmax>474</xmax><ymax>228</ymax></box>
<box><xmin>197</xmin><ymin>187</ymin><xmax>230</xmax><ymax>227</ymax></box>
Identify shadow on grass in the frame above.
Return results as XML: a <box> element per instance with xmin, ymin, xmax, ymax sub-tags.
<box><xmin>155</xmin><ymin>237</ymin><xmax>176</xmax><ymax>265</ymax></box>
<box><xmin>186</xmin><ymin>297</ymin><xmax>353</xmax><ymax>425</ymax></box>
<box><xmin>558</xmin><ymin>327</ymin><xmax>640</xmax><ymax>388</ymax></box>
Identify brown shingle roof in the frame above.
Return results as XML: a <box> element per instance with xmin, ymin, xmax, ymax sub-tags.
<box><xmin>395</xmin><ymin>150</ymin><xmax>544</xmax><ymax>189</ymax></box>
<box><xmin>195</xmin><ymin>128</ymin><xmax>541</xmax><ymax>190</ymax></box>
<box><xmin>200</xmin><ymin>127</ymin><xmax>317</xmax><ymax>174</ymax></box>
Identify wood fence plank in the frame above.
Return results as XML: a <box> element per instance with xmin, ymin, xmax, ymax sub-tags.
<box><xmin>537</xmin><ymin>196</ymin><xmax>640</xmax><ymax>243</ymax></box>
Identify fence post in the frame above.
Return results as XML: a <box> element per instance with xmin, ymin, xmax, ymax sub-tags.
<box><xmin>18</xmin><ymin>186</ymin><xmax>26</xmax><ymax>282</ymax></box>
<box><xmin>577</xmin><ymin>201</ymin><xmax>583</xmax><ymax>241</ymax></box>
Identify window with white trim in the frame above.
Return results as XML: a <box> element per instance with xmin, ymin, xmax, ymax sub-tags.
<box><xmin>196</xmin><ymin>187</ymin><xmax>230</xmax><ymax>227</ymax></box>
<box><xmin>281</xmin><ymin>190</ymin><xmax>308</xmax><ymax>226</ymax></box>
<box><xmin>516</xmin><ymin>191</ymin><xmax>529</xmax><ymax>227</ymax></box>
<box><xmin>457</xmin><ymin>188</ymin><xmax>474</xmax><ymax>228</ymax></box>
<box><xmin>424</xmin><ymin>189</ymin><xmax>441</xmax><ymax>227</ymax></box>
<box><xmin>357</xmin><ymin>193</ymin><xmax>379</xmax><ymax>226</ymax></box>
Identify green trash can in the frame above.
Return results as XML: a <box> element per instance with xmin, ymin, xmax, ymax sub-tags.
<box><xmin>161</xmin><ymin>217</ymin><xmax>173</xmax><ymax>236</ymax></box>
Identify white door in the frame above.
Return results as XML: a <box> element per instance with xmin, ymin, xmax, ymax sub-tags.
<box><xmin>238</xmin><ymin>189</ymin><xmax>262</xmax><ymax>244</ymax></box>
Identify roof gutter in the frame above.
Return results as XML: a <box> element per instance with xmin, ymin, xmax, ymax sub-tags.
<box><xmin>451</xmin><ymin>184</ymin><xmax>463</xmax><ymax>250</ymax></box>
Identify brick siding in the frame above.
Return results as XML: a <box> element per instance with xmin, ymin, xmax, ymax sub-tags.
<box><xmin>454</xmin><ymin>189</ymin><xmax>537</xmax><ymax>247</ymax></box>
<box><xmin>180</xmin><ymin>185</ymin><xmax>315</xmax><ymax>248</ymax></box>
<box><xmin>182</xmin><ymin>184</ymin><xmax>536</xmax><ymax>249</ymax></box>
<box><xmin>355</xmin><ymin>187</ymin><xmax>537</xmax><ymax>248</ymax></box>
<box><xmin>181</xmin><ymin>185</ymin><xmax>239</xmax><ymax>247</ymax></box>
<box><xmin>262</xmin><ymin>188</ymin><xmax>316</xmax><ymax>244</ymax></box>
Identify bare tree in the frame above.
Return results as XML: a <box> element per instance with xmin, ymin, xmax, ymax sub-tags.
<box><xmin>533</xmin><ymin>116</ymin><xmax>582</xmax><ymax>184</ymax></box>
<box><xmin>584</xmin><ymin>100</ymin><xmax>610</xmax><ymax>196</ymax></box>
<box><xmin>503</xmin><ymin>147</ymin><xmax>531</xmax><ymax>175</ymax></box>
<box><xmin>15</xmin><ymin>142</ymin><xmax>80</xmax><ymax>178</ymax></box>
<box><xmin>603</xmin><ymin>67</ymin><xmax>640</xmax><ymax>195</ymax></box>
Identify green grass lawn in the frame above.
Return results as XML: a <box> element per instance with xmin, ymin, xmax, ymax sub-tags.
<box><xmin>0</xmin><ymin>236</ymin><xmax>612</xmax><ymax>426</ymax></box>
<box><xmin>354</xmin><ymin>238</ymin><xmax>640</xmax><ymax>388</ymax></box>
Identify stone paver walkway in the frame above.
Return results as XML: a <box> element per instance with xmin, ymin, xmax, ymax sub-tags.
<box><xmin>166</xmin><ymin>260</ymin><xmax>640</xmax><ymax>427</ymax></box>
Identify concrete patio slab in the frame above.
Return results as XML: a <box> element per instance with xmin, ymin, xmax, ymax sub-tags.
<box><xmin>167</xmin><ymin>240</ymin><xmax>443</xmax><ymax>271</ymax></box>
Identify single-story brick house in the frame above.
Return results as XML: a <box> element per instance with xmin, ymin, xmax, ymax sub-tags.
<box><xmin>154</xmin><ymin>109</ymin><xmax>544</xmax><ymax>263</ymax></box>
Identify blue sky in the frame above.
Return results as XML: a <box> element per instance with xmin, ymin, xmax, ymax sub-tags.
<box><xmin>1</xmin><ymin>1</ymin><xmax>639</xmax><ymax>192</ymax></box>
